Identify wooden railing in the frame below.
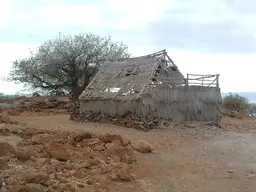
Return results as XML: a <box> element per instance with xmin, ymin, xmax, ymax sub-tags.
<box><xmin>150</xmin><ymin>74</ymin><xmax>220</xmax><ymax>88</ymax></box>
<box><xmin>185</xmin><ymin>74</ymin><xmax>219</xmax><ymax>87</ymax></box>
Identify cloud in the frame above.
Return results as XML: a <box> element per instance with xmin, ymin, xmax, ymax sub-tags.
<box><xmin>0</xmin><ymin>1</ymin><xmax>104</xmax><ymax>43</ymax></box>
<box><xmin>0</xmin><ymin>0</ymin><xmax>256</xmax><ymax>93</ymax></box>
<box><xmin>98</xmin><ymin>0</ymin><xmax>171</xmax><ymax>30</ymax></box>
<box><xmin>0</xmin><ymin>42</ymin><xmax>37</xmax><ymax>74</ymax></box>
<box><xmin>146</xmin><ymin>0</ymin><xmax>256</xmax><ymax>53</ymax></box>
<box><xmin>227</xmin><ymin>0</ymin><xmax>256</xmax><ymax>14</ymax></box>
<box><xmin>0</xmin><ymin>0</ymin><xmax>13</xmax><ymax>27</ymax></box>
<box><xmin>2</xmin><ymin>0</ymin><xmax>256</xmax><ymax>52</ymax></box>
<box><xmin>0</xmin><ymin>42</ymin><xmax>37</xmax><ymax>94</ymax></box>
<box><xmin>39</xmin><ymin>4</ymin><xmax>102</xmax><ymax>29</ymax></box>
<box><xmin>148</xmin><ymin>18</ymin><xmax>256</xmax><ymax>53</ymax></box>
<box><xmin>0</xmin><ymin>0</ymin><xmax>175</xmax><ymax>53</ymax></box>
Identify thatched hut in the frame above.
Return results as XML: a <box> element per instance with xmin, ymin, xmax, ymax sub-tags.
<box><xmin>79</xmin><ymin>50</ymin><xmax>221</xmax><ymax>129</ymax></box>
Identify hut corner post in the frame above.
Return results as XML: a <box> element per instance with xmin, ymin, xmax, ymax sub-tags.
<box><xmin>186</xmin><ymin>73</ymin><xmax>189</xmax><ymax>86</ymax></box>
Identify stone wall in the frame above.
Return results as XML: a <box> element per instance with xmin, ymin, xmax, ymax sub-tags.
<box><xmin>73</xmin><ymin>110</ymin><xmax>171</xmax><ymax>131</ymax></box>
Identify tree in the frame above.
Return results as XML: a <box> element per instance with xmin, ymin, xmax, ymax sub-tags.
<box><xmin>10</xmin><ymin>33</ymin><xmax>130</xmax><ymax>100</ymax></box>
<box><xmin>223</xmin><ymin>93</ymin><xmax>250</xmax><ymax>112</ymax></box>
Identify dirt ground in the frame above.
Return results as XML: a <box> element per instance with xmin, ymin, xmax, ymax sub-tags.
<box><xmin>8</xmin><ymin>114</ymin><xmax>256</xmax><ymax>192</ymax></box>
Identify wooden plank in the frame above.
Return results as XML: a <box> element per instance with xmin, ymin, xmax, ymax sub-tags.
<box><xmin>186</xmin><ymin>82</ymin><xmax>216</xmax><ymax>85</ymax></box>
<box><xmin>188</xmin><ymin>79</ymin><xmax>216</xmax><ymax>82</ymax></box>
<box><xmin>188</xmin><ymin>74</ymin><xmax>216</xmax><ymax>77</ymax></box>
<box><xmin>156</xmin><ymin>77</ymin><xmax>215</xmax><ymax>81</ymax></box>
<box><xmin>156</xmin><ymin>77</ymin><xmax>185</xmax><ymax>80</ymax></box>
<box><xmin>207</xmin><ymin>78</ymin><xmax>216</xmax><ymax>87</ymax></box>
<box><xmin>216</xmin><ymin>74</ymin><xmax>219</xmax><ymax>87</ymax></box>
<box><xmin>136</xmin><ymin>61</ymin><xmax>161</xmax><ymax>99</ymax></box>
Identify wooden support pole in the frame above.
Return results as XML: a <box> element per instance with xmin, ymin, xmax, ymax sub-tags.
<box><xmin>216</xmin><ymin>74</ymin><xmax>219</xmax><ymax>87</ymax></box>
<box><xmin>186</xmin><ymin>74</ymin><xmax>189</xmax><ymax>86</ymax></box>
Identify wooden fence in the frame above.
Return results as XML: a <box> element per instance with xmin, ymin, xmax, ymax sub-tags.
<box><xmin>185</xmin><ymin>74</ymin><xmax>219</xmax><ymax>87</ymax></box>
<box><xmin>152</xmin><ymin>74</ymin><xmax>220</xmax><ymax>88</ymax></box>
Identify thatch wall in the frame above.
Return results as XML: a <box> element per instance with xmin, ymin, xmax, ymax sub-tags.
<box><xmin>80</xmin><ymin>85</ymin><xmax>222</xmax><ymax>124</ymax></box>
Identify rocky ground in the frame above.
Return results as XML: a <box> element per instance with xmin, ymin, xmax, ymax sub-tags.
<box><xmin>1</xmin><ymin>95</ymin><xmax>256</xmax><ymax>192</ymax></box>
<box><xmin>11</xmin><ymin>114</ymin><xmax>256</xmax><ymax>192</ymax></box>
<box><xmin>0</xmin><ymin>95</ymin><xmax>71</xmax><ymax>116</ymax></box>
<box><xmin>0</xmin><ymin>113</ymin><xmax>153</xmax><ymax>192</ymax></box>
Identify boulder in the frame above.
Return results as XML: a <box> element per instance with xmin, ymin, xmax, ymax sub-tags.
<box><xmin>31</xmin><ymin>133</ymin><xmax>55</xmax><ymax>144</ymax></box>
<box><xmin>73</xmin><ymin>132</ymin><xmax>92</xmax><ymax>143</ymax></box>
<box><xmin>21</xmin><ymin>128</ymin><xmax>38</xmax><ymax>139</ymax></box>
<box><xmin>105</xmin><ymin>140</ymin><xmax>121</xmax><ymax>150</ymax></box>
<box><xmin>6</xmin><ymin>174</ymin><xmax>23</xmax><ymax>185</ymax></box>
<box><xmin>117</xmin><ymin>168</ymin><xmax>135</xmax><ymax>181</ymax></box>
<box><xmin>104</xmin><ymin>147</ymin><xmax>136</xmax><ymax>164</ymax></box>
<box><xmin>10</xmin><ymin>183</ymin><xmax>45</xmax><ymax>192</ymax></box>
<box><xmin>120</xmin><ymin>137</ymin><xmax>131</xmax><ymax>146</ymax></box>
<box><xmin>24</xmin><ymin>183</ymin><xmax>45</xmax><ymax>192</ymax></box>
<box><xmin>0</xmin><ymin>111</ymin><xmax>11</xmax><ymax>123</ymax></box>
<box><xmin>73</xmin><ymin>162</ymin><xmax>91</xmax><ymax>170</ymax></box>
<box><xmin>131</xmin><ymin>140</ymin><xmax>153</xmax><ymax>153</ymax></box>
<box><xmin>25</xmin><ymin>172</ymin><xmax>49</xmax><ymax>185</ymax></box>
<box><xmin>0</xmin><ymin>142</ymin><xmax>15</xmax><ymax>157</ymax></box>
<box><xmin>72</xmin><ymin>171</ymin><xmax>86</xmax><ymax>179</ymax></box>
<box><xmin>44</xmin><ymin>141</ymin><xmax>69</xmax><ymax>161</ymax></box>
<box><xmin>99</xmin><ymin>133</ymin><xmax>122</xmax><ymax>143</ymax></box>
<box><xmin>86</xmin><ymin>175</ymin><xmax>107</xmax><ymax>185</ymax></box>
<box><xmin>15</xmin><ymin>150</ymin><xmax>31</xmax><ymax>162</ymax></box>
<box><xmin>0</xmin><ymin>124</ymin><xmax>10</xmax><ymax>136</ymax></box>
<box><xmin>0</xmin><ymin>159</ymin><xmax>7</xmax><ymax>170</ymax></box>
<box><xmin>50</xmin><ymin>150</ymin><xmax>69</xmax><ymax>161</ymax></box>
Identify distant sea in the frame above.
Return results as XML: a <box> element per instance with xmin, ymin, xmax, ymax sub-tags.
<box><xmin>222</xmin><ymin>92</ymin><xmax>256</xmax><ymax>103</ymax></box>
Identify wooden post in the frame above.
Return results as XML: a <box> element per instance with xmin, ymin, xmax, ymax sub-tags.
<box><xmin>216</xmin><ymin>74</ymin><xmax>219</xmax><ymax>87</ymax></box>
<box><xmin>202</xmin><ymin>75</ymin><xmax>204</xmax><ymax>86</ymax></box>
<box><xmin>186</xmin><ymin>74</ymin><xmax>189</xmax><ymax>86</ymax></box>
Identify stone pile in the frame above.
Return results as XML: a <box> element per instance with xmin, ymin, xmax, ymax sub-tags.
<box><xmin>24</xmin><ymin>98</ymin><xmax>70</xmax><ymax>112</ymax></box>
<box><xmin>0</xmin><ymin>97</ymin><xmax>71</xmax><ymax>115</ymax></box>
<box><xmin>0</xmin><ymin>121</ymin><xmax>153</xmax><ymax>191</ymax></box>
<box><xmin>70</xmin><ymin>101</ymin><xmax>81</xmax><ymax>121</ymax></box>
<box><xmin>72</xmin><ymin>110</ymin><xmax>171</xmax><ymax>131</ymax></box>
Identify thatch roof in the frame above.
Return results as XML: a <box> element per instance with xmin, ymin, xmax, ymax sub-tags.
<box><xmin>79</xmin><ymin>50</ymin><xmax>185</xmax><ymax>101</ymax></box>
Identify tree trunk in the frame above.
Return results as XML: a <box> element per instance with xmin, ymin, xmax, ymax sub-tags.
<box><xmin>71</xmin><ymin>74</ymin><xmax>90</xmax><ymax>101</ymax></box>
<box><xmin>71</xmin><ymin>86</ymin><xmax>79</xmax><ymax>101</ymax></box>
<box><xmin>77</xmin><ymin>74</ymin><xmax>90</xmax><ymax>98</ymax></box>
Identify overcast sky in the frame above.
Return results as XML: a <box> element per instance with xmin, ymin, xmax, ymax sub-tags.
<box><xmin>0</xmin><ymin>0</ymin><xmax>255</xmax><ymax>94</ymax></box>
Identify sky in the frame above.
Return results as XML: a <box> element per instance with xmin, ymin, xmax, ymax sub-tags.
<box><xmin>0</xmin><ymin>0</ymin><xmax>255</xmax><ymax>94</ymax></box>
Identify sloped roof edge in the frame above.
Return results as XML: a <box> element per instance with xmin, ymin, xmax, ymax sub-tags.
<box><xmin>101</xmin><ymin>49</ymin><xmax>177</xmax><ymax>68</ymax></box>
<box><xmin>102</xmin><ymin>49</ymin><xmax>167</xmax><ymax>62</ymax></box>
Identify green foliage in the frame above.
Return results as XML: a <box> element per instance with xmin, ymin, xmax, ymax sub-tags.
<box><xmin>223</xmin><ymin>93</ymin><xmax>250</xmax><ymax>112</ymax></box>
<box><xmin>10</xmin><ymin>33</ymin><xmax>130</xmax><ymax>100</ymax></box>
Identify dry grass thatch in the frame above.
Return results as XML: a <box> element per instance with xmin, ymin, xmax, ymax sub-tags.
<box><xmin>79</xmin><ymin>50</ymin><xmax>185</xmax><ymax>102</ymax></box>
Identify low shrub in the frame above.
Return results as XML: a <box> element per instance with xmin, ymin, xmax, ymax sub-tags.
<box><xmin>223</xmin><ymin>93</ymin><xmax>249</xmax><ymax>112</ymax></box>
